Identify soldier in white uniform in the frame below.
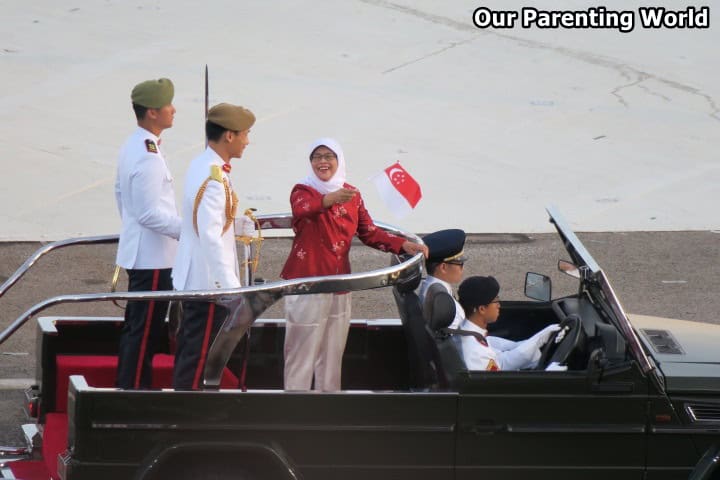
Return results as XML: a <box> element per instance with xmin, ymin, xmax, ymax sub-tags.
<box><xmin>172</xmin><ymin>103</ymin><xmax>256</xmax><ymax>390</ymax></box>
<box><xmin>114</xmin><ymin>78</ymin><xmax>181</xmax><ymax>389</ymax></box>
<box><xmin>417</xmin><ymin>229</ymin><xmax>467</xmax><ymax>329</ymax></box>
<box><xmin>456</xmin><ymin>276</ymin><xmax>561</xmax><ymax>371</ymax></box>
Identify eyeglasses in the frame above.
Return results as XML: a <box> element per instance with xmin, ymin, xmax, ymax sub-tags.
<box><xmin>488</xmin><ymin>298</ymin><xmax>501</xmax><ymax>305</ymax></box>
<box><xmin>444</xmin><ymin>261</ymin><xmax>465</xmax><ymax>267</ymax></box>
<box><xmin>310</xmin><ymin>153</ymin><xmax>337</xmax><ymax>161</ymax></box>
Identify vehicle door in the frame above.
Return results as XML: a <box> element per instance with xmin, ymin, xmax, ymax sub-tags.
<box><xmin>454</xmin><ymin>362</ymin><xmax>649</xmax><ymax>479</ymax></box>
<box><xmin>265</xmin><ymin>390</ymin><xmax>459</xmax><ymax>480</ymax></box>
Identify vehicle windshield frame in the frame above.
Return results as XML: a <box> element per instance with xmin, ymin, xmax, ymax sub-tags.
<box><xmin>545</xmin><ymin>206</ymin><xmax>660</xmax><ymax>387</ymax></box>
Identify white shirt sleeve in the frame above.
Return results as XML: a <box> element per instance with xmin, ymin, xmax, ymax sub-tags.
<box><xmin>114</xmin><ymin>172</ymin><xmax>123</xmax><ymax>217</ymax></box>
<box><xmin>495</xmin><ymin>337</ymin><xmax>542</xmax><ymax>370</ymax></box>
<box><xmin>487</xmin><ymin>336</ymin><xmax>520</xmax><ymax>351</ymax></box>
<box><xmin>196</xmin><ymin>181</ymin><xmax>239</xmax><ymax>289</ymax></box>
<box><xmin>130</xmin><ymin>155</ymin><xmax>181</xmax><ymax>240</ymax></box>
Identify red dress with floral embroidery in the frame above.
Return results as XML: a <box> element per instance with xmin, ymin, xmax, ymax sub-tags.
<box><xmin>280</xmin><ymin>183</ymin><xmax>406</xmax><ymax>279</ymax></box>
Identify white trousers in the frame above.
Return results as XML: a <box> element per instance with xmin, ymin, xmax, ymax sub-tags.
<box><xmin>283</xmin><ymin>293</ymin><xmax>352</xmax><ymax>391</ymax></box>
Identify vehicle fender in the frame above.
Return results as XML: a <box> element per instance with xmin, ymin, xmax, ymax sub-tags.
<box><xmin>134</xmin><ymin>440</ymin><xmax>301</xmax><ymax>480</ymax></box>
<box><xmin>688</xmin><ymin>443</ymin><xmax>720</xmax><ymax>480</ymax></box>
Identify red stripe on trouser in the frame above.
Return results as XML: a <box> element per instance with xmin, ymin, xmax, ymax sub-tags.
<box><xmin>192</xmin><ymin>303</ymin><xmax>216</xmax><ymax>390</ymax></box>
<box><xmin>134</xmin><ymin>269</ymin><xmax>160</xmax><ymax>389</ymax></box>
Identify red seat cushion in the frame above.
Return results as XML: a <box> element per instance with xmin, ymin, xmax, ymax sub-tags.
<box><xmin>54</xmin><ymin>354</ymin><xmax>239</xmax><ymax>412</ymax></box>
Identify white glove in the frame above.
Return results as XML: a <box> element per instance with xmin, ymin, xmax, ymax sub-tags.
<box><xmin>545</xmin><ymin>362</ymin><xmax>568</xmax><ymax>372</ymax></box>
<box><xmin>531</xmin><ymin>324</ymin><xmax>562</xmax><ymax>346</ymax></box>
<box><xmin>235</xmin><ymin>215</ymin><xmax>256</xmax><ymax>237</ymax></box>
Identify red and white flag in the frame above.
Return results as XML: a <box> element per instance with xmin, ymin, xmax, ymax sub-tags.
<box><xmin>371</xmin><ymin>162</ymin><xmax>422</xmax><ymax>219</ymax></box>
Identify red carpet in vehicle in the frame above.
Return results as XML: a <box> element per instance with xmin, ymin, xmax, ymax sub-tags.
<box><xmin>43</xmin><ymin>355</ymin><xmax>239</xmax><ymax>479</ymax></box>
<box><xmin>55</xmin><ymin>353</ymin><xmax>239</xmax><ymax>412</ymax></box>
<box><xmin>43</xmin><ymin>413</ymin><xmax>68</xmax><ymax>480</ymax></box>
<box><xmin>7</xmin><ymin>459</ymin><xmax>51</xmax><ymax>480</ymax></box>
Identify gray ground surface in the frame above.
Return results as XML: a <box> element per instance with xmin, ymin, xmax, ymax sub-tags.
<box><xmin>1</xmin><ymin>231</ymin><xmax>719</xmax><ymax>445</ymax></box>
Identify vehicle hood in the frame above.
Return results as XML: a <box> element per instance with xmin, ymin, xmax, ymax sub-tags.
<box><xmin>628</xmin><ymin>314</ymin><xmax>720</xmax><ymax>393</ymax></box>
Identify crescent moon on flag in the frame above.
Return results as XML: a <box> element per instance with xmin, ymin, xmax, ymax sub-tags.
<box><xmin>388</xmin><ymin>167</ymin><xmax>404</xmax><ymax>178</ymax></box>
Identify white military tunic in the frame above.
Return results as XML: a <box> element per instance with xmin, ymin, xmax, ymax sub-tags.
<box><xmin>460</xmin><ymin>320</ymin><xmax>559</xmax><ymax>371</ymax></box>
<box><xmin>418</xmin><ymin>276</ymin><xmax>464</xmax><ymax>329</ymax></box>
<box><xmin>115</xmin><ymin>127</ymin><xmax>180</xmax><ymax>269</ymax></box>
<box><xmin>173</xmin><ymin>147</ymin><xmax>240</xmax><ymax>291</ymax></box>
<box><xmin>459</xmin><ymin>320</ymin><xmax>501</xmax><ymax>371</ymax></box>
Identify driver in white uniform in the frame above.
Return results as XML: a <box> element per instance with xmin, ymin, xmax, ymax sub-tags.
<box><xmin>456</xmin><ymin>275</ymin><xmax>563</xmax><ymax>371</ymax></box>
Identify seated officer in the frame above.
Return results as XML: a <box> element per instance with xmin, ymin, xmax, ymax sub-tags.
<box><xmin>457</xmin><ymin>276</ymin><xmax>561</xmax><ymax>371</ymax></box>
<box><xmin>417</xmin><ymin>229</ymin><xmax>467</xmax><ymax>329</ymax></box>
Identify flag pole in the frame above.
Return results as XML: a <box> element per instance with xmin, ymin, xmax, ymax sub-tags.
<box><xmin>204</xmin><ymin>65</ymin><xmax>209</xmax><ymax>148</ymax></box>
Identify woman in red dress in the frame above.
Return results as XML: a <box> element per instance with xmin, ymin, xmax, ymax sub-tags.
<box><xmin>280</xmin><ymin>137</ymin><xmax>427</xmax><ymax>391</ymax></box>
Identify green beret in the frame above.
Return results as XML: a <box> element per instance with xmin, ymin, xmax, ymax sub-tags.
<box><xmin>207</xmin><ymin>103</ymin><xmax>256</xmax><ymax>132</ymax></box>
<box><xmin>131</xmin><ymin>78</ymin><xmax>174</xmax><ymax>109</ymax></box>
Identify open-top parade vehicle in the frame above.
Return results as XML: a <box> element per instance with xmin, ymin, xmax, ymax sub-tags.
<box><xmin>0</xmin><ymin>207</ymin><xmax>719</xmax><ymax>480</ymax></box>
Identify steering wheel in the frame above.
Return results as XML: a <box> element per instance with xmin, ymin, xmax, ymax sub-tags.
<box><xmin>536</xmin><ymin>314</ymin><xmax>582</xmax><ymax>370</ymax></box>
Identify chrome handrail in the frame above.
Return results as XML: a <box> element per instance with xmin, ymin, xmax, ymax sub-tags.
<box><xmin>0</xmin><ymin>214</ymin><xmax>423</xmax><ymax>388</ymax></box>
<box><xmin>203</xmin><ymin>253</ymin><xmax>423</xmax><ymax>387</ymax></box>
<box><xmin>0</xmin><ymin>253</ymin><xmax>424</xmax><ymax>383</ymax></box>
<box><xmin>0</xmin><ymin>234</ymin><xmax>120</xmax><ymax>302</ymax></box>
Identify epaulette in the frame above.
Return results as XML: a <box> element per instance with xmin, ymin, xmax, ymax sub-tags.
<box><xmin>145</xmin><ymin>139</ymin><xmax>158</xmax><ymax>154</ymax></box>
<box><xmin>210</xmin><ymin>164</ymin><xmax>223</xmax><ymax>182</ymax></box>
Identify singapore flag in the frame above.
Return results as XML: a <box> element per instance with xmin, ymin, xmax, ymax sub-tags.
<box><xmin>371</xmin><ymin>162</ymin><xmax>422</xmax><ymax>219</ymax></box>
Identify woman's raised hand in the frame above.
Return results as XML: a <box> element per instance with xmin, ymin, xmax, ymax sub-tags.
<box><xmin>323</xmin><ymin>188</ymin><xmax>357</xmax><ymax>208</ymax></box>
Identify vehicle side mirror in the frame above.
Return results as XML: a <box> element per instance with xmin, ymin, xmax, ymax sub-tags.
<box><xmin>525</xmin><ymin>272</ymin><xmax>551</xmax><ymax>302</ymax></box>
<box><xmin>558</xmin><ymin>260</ymin><xmax>580</xmax><ymax>279</ymax></box>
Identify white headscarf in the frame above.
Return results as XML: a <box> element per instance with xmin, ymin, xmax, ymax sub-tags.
<box><xmin>302</xmin><ymin>137</ymin><xmax>347</xmax><ymax>195</ymax></box>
